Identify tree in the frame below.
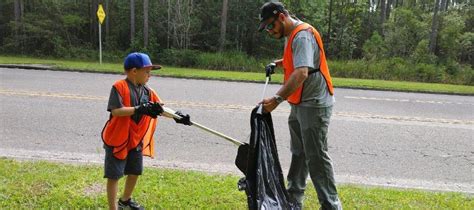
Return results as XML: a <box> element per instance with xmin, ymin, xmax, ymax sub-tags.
<box><xmin>130</xmin><ymin>0</ymin><xmax>135</xmax><ymax>45</ymax></box>
<box><xmin>412</xmin><ymin>39</ymin><xmax>437</xmax><ymax>64</ymax></box>
<box><xmin>327</xmin><ymin>0</ymin><xmax>334</xmax><ymax>48</ymax></box>
<box><xmin>89</xmin><ymin>0</ymin><xmax>98</xmax><ymax>47</ymax></box>
<box><xmin>363</xmin><ymin>32</ymin><xmax>387</xmax><ymax>76</ymax></box>
<box><xmin>144</xmin><ymin>0</ymin><xmax>149</xmax><ymax>48</ymax></box>
<box><xmin>105</xmin><ymin>0</ymin><xmax>109</xmax><ymax>45</ymax></box>
<box><xmin>168</xmin><ymin>0</ymin><xmax>195</xmax><ymax>49</ymax></box>
<box><xmin>219</xmin><ymin>0</ymin><xmax>229</xmax><ymax>52</ymax></box>
<box><xmin>385</xmin><ymin>8</ymin><xmax>429</xmax><ymax>57</ymax></box>
<box><xmin>13</xmin><ymin>0</ymin><xmax>22</xmax><ymax>49</ymax></box>
<box><xmin>440</xmin><ymin>0</ymin><xmax>448</xmax><ymax>12</ymax></box>
<box><xmin>429</xmin><ymin>0</ymin><xmax>441</xmax><ymax>53</ymax></box>
<box><xmin>386</xmin><ymin>0</ymin><xmax>393</xmax><ymax>20</ymax></box>
<box><xmin>363</xmin><ymin>32</ymin><xmax>386</xmax><ymax>61</ymax></box>
<box><xmin>438</xmin><ymin>11</ymin><xmax>465</xmax><ymax>62</ymax></box>
<box><xmin>380</xmin><ymin>0</ymin><xmax>386</xmax><ymax>35</ymax></box>
<box><xmin>0</xmin><ymin>0</ymin><xmax>471</xmax><ymax>71</ymax></box>
<box><xmin>167</xmin><ymin>0</ymin><xmax>171</xmax><ymax>48</ymax></box>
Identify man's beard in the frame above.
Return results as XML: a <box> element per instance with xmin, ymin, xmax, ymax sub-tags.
<box><xmin>273</xmin><ymin>21</ymin><xmax>285</xmax><ymax>39</ymax></box>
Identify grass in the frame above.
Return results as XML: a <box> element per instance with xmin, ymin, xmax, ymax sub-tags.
<box><xmin>0</xmin><ymin>158</ymin><xmax>472</xmax><ymax>209</ymax></box>
<box><xmin>1</xmin><ymin>55</ymin><xmax>473</xmax><ymax>95</ymax></box>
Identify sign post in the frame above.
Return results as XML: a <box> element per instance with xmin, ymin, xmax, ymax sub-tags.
<box><xmin>97</xmin><ymin>4</ymin><xmax>106</xmax><ymax>65</ymax></box>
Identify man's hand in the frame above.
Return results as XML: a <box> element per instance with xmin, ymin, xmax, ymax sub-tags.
<box><xmin>174</xmin><ymin>111</ymin><xmax>192</xmax><ymax>126</ymax></box>
<box><xmin>265</xmin><ymin>62</ymin><xmax>276</xmax><ymax>77</ymax></box>
<box><xmin>273</xmin><ymin>59</ymin><xmax>283</xmax><ymax>67</ymax></box>
<box><xmin>259</xmin><ymin>97</ymin><xmax>279</xmax><ymax>113</ymax></box>
<box><xmin>134</xmin><ymin>102</ymin><xmax>158</xmax><ymax>118</ymax></box>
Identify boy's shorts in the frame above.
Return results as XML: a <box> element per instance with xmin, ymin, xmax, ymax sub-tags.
<box><xmin>104</xmin><ymin>144</ymin><xmax>143</xmax><ymax>179</ymax></box>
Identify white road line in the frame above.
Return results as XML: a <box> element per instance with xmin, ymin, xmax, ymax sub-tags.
<box><xmin>335</xmin><ymin>111</ymin><xmax>474</xmax><ymax>125</ymax></box>
<box><xmin>344</xmin><ymin>96</ymin><xmax>474</xmax><ymax>106</ymax></box>
<box><xmin>0</xmin><ymin>148</ymin><xmax>472</xmax><ymax>194</ymax></box>
<box><xmin>1</xmin><ymin>89</ymin><xmax>473</xmax><ymax>125</ymax></box>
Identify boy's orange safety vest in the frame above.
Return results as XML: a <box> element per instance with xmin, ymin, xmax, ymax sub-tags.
<box><xmin>101</xmin><ymin>79</ymin><xmax>160</xmax><ymax>160</ymax></box>
<box><xmin>283</xmin><ymin>23</ymin><xmax>334</xmax><ymax>105</ymax></box>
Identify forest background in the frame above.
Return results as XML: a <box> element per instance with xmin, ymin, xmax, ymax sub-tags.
<box><xmin>1</xmin><ymin>0</ymin><xmax>472</xmax><ymax>85</ymax></box>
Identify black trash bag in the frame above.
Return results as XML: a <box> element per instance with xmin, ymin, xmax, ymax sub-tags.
<box><xmin>237</xmin><ymin>107</ymin><xmax>298</xmax><ymax>210</ymax></box>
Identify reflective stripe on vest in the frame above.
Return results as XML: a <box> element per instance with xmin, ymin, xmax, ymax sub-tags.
<box><xmin>283</xmin><ymin>23</ymin><xmax>334</xmax><ymax>105</ymax></box>
<box><xmin>101</xmin><ymin>79</ymin><xmax>160</xmax><ymax>160</ymax></box>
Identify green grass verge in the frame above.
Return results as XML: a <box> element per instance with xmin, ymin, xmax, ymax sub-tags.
<box><xmin>1</xmin><ymin>56</ymin><xmax>473</xmax><ymax>95</ymax></box>
<box><xmin>0</xmin><ymin>158</ymin><xmax>472</xmax><ymax>209</ymax></box>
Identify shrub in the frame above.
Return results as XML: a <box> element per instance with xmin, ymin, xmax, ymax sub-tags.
<box><xmin>386</xmin><ymin>58</ymin><xmax>411</xmax><ymax>81</ymax></box>
<box><xmin>196</xmin><ymin>51</ymin><xmax>262</xmax><ymax>72</ymax></box>
<box><xmin>414</xmin><ymin>63</ymin><xmax>445</xmax><ymax>83</ymax></box>
<box><xmin>363</xmin><ymin>32</ymin><xmax>386</xmax><ymax>61</ymax></box>
<box><xmin>458</xmin><ymin>32</ymin><xmax>473</xmax><ymax>64</ymax></box>
<box><xmin>412</xmin><ymin>40</ymin><xmax>437</xmax><ymax>64</ymax></box>
<box><xmin>445</xmin><ymin>59</ymin><xmax>461</xmax><ymax>76</ymax></box>
<box><xmin>158</xmin><ymin>49</ymin><xmax>199</xmax><ymax>67</ymax></box>
<box><xmin>327</xmin><ymin>58</ymin><xmax>473</xmax><ymax>85</ymax></box>
<box><xmin>330</xmin><ymin>60</ymin><xmax>367</xmax><ymax>78</ymax></box>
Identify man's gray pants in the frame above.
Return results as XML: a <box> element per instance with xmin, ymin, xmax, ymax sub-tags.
<box><xmin>287</xmin><ymin>105</ymin><xmax>342</xmax><ymax>210</ymax></box>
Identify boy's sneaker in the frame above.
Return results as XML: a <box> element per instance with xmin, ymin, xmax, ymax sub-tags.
<box><xmin>118</xmin><ymin>198</ymin><xmax>144</xmax><ymax>210</ymax></box>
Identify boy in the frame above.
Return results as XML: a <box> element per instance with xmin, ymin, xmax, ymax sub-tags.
<box><xmin>101</xmin><ymin>52</ymin><xmax>191</xmax><ymax>210</ymax></box>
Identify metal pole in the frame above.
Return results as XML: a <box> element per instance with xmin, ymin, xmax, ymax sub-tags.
<box><xmin>99</xmin><ymin>23</ymin><xmax>102</xmax><ymax>65</ymax></box>
<box><xmin>162</xmin><ymin>107</ymin><xmax>244</xmax><ymax>146</ymax></box>
<box><xmin>191</xmin><ymin>121</ymin><xmax>244</xmax><ymax>146</ymax></box>
<box><xmin>257</xmin><ymin>76</ymin><xmax>270</xmax><ymax>114</ymax></box>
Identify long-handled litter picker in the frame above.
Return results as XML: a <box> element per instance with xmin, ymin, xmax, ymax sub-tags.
<box><xmin>162</xmin><ymin>107</ymin><xmax>244</xmax><ymax>146</ymax></box>
<box><xmin>162</xmin><ymin>107</ymin><xmax>249</xmax><ymax>172</ymax></box>
<box><xmin>256</xmin><ymin>62</ymin><xmax>275</xmax><ymax>114</ymax></box>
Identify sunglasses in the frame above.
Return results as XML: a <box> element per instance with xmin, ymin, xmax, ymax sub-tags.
<box><xmin>265</xmin><ymin>18</ymin><xmax>278</xmax><ymax>31</ymax></box>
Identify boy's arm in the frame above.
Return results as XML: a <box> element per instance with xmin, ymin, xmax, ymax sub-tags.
<box><xmin>112</xmin><ymin>103</ymin><xmax>162</xmax><ymax>118</ymax></box>
<box><xmin>107</xmin><ymin>86</ymin><xmax>149</xmax><ymax>117</ymax></box>
<box><xmin>108</xmin><ymin>86</ymin><xmax>131</xmax><ymax>116</ymax></box>
<box><xmin>111</xmin><ymin>107</ymin><xmax>135</xmax><ymax>117</ymax></box>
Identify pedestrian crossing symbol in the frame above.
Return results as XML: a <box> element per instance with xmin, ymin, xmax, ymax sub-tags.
<box><xmin>97</xmin><ymin>4</ymin><xmax>106</xmax><ymax>24</ymax></box>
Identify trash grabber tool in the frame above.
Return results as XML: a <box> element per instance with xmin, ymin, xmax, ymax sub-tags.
<box><xmin>257</xmin><ymin>75</ymin><xmax>271</xmax><ymax>114</ymax></box>
<box><xmin>162</xmin><ymin>106</ymin><xmax>250</xmax><ymax>173</ymax></box>
<box><xmin>162</xmin><ymin>107</ymin><xmax>244</xmax><ymax>146</ymax></box>
<box><xmin>257</xmin><ymin>62</ymin><xmax>276</xmax><ymax>114</ymax></box>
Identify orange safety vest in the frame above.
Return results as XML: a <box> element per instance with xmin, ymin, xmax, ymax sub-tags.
<box><xmin>283</xmin><ymin>23</ymin><xmax>334</xmax><ymax>105</ymax></box>
<box><xmin>101</xmin><ymin>79</ymin><xmax>160</xmax><ymax>160</ymax></box>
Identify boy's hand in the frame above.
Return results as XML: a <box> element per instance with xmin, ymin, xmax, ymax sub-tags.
<box><xmin>174</xmin><ymin>111</ymin><xmax>192</xmax><ymax>126</ymax></box>
<box><xmin>150</xmin><ymin>102</ymin><xmax>164</xmax><ymax>116</ymax></box>
<box><xmin>135</xmin><ymin>102</ymin><xmax>158</xmax><ymax>118</ymax></box>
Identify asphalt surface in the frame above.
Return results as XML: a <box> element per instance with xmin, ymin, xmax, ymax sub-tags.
<box><xmin>1</xmin><ymin>68</ymin><xmax>473</xmax><ymax>193</ymax></box>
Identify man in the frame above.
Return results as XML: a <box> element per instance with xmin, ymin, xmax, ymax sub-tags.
<box><xmin>102</xmin><ymin>52</ymin><xmax>191</xmax><ymax>210</ymax></box>
<box><xmin>258</xmin><ymin>2</ymin><xmax>342</xmax><ymax>209</ymax></box>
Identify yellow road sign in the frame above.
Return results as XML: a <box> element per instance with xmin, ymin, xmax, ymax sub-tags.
<box><xmin>97</xmin><ymin>4</ymin><xmax>106</xmax><ymax>24</ymax></box>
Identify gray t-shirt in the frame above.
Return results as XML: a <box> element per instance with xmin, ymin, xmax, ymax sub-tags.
<box><xmin>107</xmin><ymin>79</ymin><xmax>151</xmax><ymax>124</ymax></box>
<box><xmin>287</xmin><ymin>21</ymin><xmax>335</xmax><ymax>108</ymax></box>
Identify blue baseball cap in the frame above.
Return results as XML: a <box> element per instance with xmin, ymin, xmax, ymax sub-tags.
<box><xmin>124</xmin><ymin>52</ymin><xmax>161</xmax><ymax>70</ymax></box>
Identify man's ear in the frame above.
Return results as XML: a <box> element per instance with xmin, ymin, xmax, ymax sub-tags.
<box><xmin>278</xmin><ymin>13</ymin><xmax>286</xmax><ymax>21</ymax></box>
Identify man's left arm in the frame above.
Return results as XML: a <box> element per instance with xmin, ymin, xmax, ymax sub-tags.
<box><xmin>262</xmin><ymin>67</ymin><xmax>308</xmax><ymax>112</ymax></box>
<box><xmin>261</xmin><ymin>32</ymin><xmax>315</xmax><ymax>112</ymax></box>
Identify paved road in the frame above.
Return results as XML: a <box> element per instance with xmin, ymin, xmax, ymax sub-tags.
<box><xmin>1</xmin><ymin>68</ymin><xmax>473</xmax><ymax>193</ymax></box>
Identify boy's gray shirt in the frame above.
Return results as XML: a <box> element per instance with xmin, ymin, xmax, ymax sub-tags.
<box><xmin>286</xmin><ymin>21</ymin><xmax>335</xmax><ymax>107</ymax></box>
<box><xmin>107</xmin><ymin>79</ymin><xmax>151</xmax><ymax>124</ymax></box>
